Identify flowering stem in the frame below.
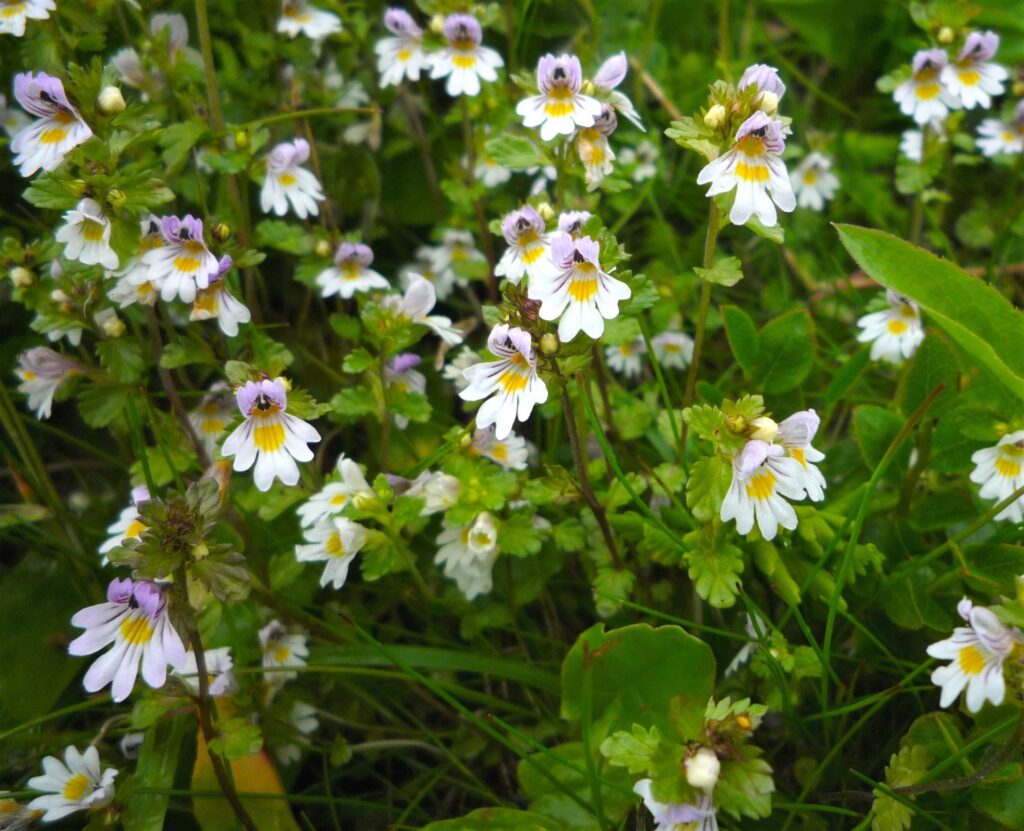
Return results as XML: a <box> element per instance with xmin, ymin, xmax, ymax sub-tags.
<box><xmin>399</xmin><ymin>87</ymin><xmax>443</xmax><ymax>212</ymax></box>
<box><xmin>561</xmin><ymin>381</ymin><xmax>623</xmax><ymax>569</ymax></box>
<box><xmin>189</xmin><ymin>629</ymin><xmax>259</xmax><ymax>831</ymax></box>
<box><xmin>239</xmin><ymin>105</ymin><xmax>381</xmax><ymax>132</ymax></box>
<box><xmin>682</xmin><ymin>201</ymin><xmax>722</xmax><ymax>416</ymax></box>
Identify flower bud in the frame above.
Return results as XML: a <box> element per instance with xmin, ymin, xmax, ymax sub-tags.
<box><xmin>704</xmin><ymin>104</ymin><xmax>727</xmax><ymax>129</ymax></box>
<box><xmin>748</xmin><ymin>416</ymin><xmax>779</xmax><ymax>443</ymax></box>
<box><xmin>736</xmin><ymin>714</ymin><xmax>752</xmax><ymax>730</ymax></box>
<box><xmin>192</xmin><ymin>541</ymin><xmax>210</xmax><ymax>561</ymax></box>
<box><xmin>540</xmin><ymin>332</ymin><xmax>559</xmax><ymax>356</ymax></box>
<box><xmin>353</xmin><ymin>490</ymin><xmax>377</xmax><ymax>511</ymax></box>
<box><xmin>758</xmin><ymin>91</ymin><xmax>779</xmax><ymax>115</ymax></box>
<box><xmin>9</xmin><ymin>266</ymin><xmax>33</xmax><ymax>288</ymax></box>
<box><xmin>315</xmin><ymin>239</ymin><xmax>332</xmax><ymax>258</ymax></box>
<box><xmin>274</xmin><ymin>375</ymin><xmax>292</xmax><ymax>392</ymax></box>
<box><xmin>1013</xmin><ymin>81</ymin><xmax>1024</xmax><ymax>97</ymax></box>
<box><xmin>233</xmin><ymin>130</ymin><xmax>249</xmax><ymax>150</ymax></box>
<box><xmin>684</xmin><ymin>747</ymin><xmax>721</xmax><ymax>791</ymax></box>
<box><xmin>429</xmin><ymin>13</ymin><xmax>445</xmax><ymax>35</ymax></box>
<box><xmin>581</xmin><ymin>79</ymin><xmax>596</xmax><ymax>96</ymax></box>
<box><xmin>726</xmin><ymin>414</ymin><xmax>746</xmax><ymax>434</ymax></box>
<box><xmin>107</xmin><ymin>188</ymin><xmax>127</xmax><ymax>209</ymax></box>
<box><xmin>459</xmin><ymin>431</ymin><xmax>473</xmax><ymax>448</ymax></box>
<box><xmin>536</xmin><ymin>202</ymin><xmax>555</xmax><ymax>223</ymax></box>
<box><xmin>50</xmin><ymin>289</ymin><xmax>70</xmax><ymax>304</ymax></box>
<box><xmin>211</xmin><ymin>222</ymin><xmax>231</xmax><ymax>243</ymax></box>
<box><xmin>937</xmin><ymin>26</ymin><xmax>954</xmax><ymax>45</ymax></box>
<box><xmin>71</xmin><ymin>179</ymin><xmax>88</xmax><ymax>197</ymax></box>
<box><xmin>98</xmin><ymin>85</ymin><xmax>126</xmax><ymax>114</ymax></box>
<box><xmin>100</xmin><ymin>313</ymin><xmax>126</xmax><ymax>338</ymax></box>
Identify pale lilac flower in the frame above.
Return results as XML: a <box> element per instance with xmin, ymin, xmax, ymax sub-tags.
<box><xmin>720</xmin><ymin>440</ymin><xmax>806</xmax><ymax>541</ymax></box>
<box><xmin>605</xmin><ymin>338</ymin><xmax>645</xmax><ymax>378</ymax></box>
<box><xmin>400</xmin><ymin>245</ymin><xmax>456</xmax><ymax>300</ymax></box>
<box><xmin>260</xmin><ymin>138</ymin><xmax>324</xmax><ymax>219</ymax></box>
<box><xmin>460</xmin><ymin>324</ymin><xmax>548</xmax><ymax>440</ymax></box>
<box><xmin>577</xmin><ymin>105</ymin><xmax>617</xmax><ymax>190</ymax></box>
<box><xmin>495</xmin><ymin>205</ymin><xmax>556</xmax><ymax>286</ymax></box>
<box><xmin>140</xmin><ymin>215</ymin><xmax>220</xmax><ymax>303</ymax></box>
<box><xmin>405</xmin><ymin>470</ymin><xmax>461</xmax><ymax>514</ymax></box>
<box><xmin>276</xmin><ymin>0</ymin><xmax>341</xmax><ymax>40</ymax></box>
<box><xmin>189</xmin><ymin>382</ymin><xmax>235</xmax><ymax>458</ymax></box>
<box><xmin>98</xmin><ymin>485</ymin><xmax>151</xmax><ymax>565</ymax></box>
<box><xmin>475</xmin><ymin>156</ymin><xmax>512</xmax><ymax>187</ymax></box>
<box><xmin>516</xmin><ymin>53</ymin><xmax>601</xmax><ymax>141</ymax></box>
<box><xmin>429</xmin><ymin>230</ymin><xmax>486</xmax><ymax>287</ymax></box>
<box><xmin>977</xmin><ymin>103</ymin><xmax>1024</xmax><ymax>157</ymax></box>
<box><xmin>109</xmin><ymin>215</ymin><xmax>163</xmax><ymax>306</ymax></box>
<box><xmin>277</xmin><ymin>701</ymin><xmax>319</xmax><ymax>765</ymax></box>
<box><xmin>970</xmin><ymin>431</ymin><xmax>1024</xmax><ymax>523</ymax></box>
<box><xmin>651</xmin><ymin>331</ymin><xmax>693</xmax><ymax>369</ymax></box>
<box><xmin>634</xmin><ymin>779</ymin><xmax>718</xmax><ymax>831</ymax></box>
<box><xmin>894</xmin><ymin>49</ymin><xmax>960</xmax><ymax>125</ymax></box>
<box><xmin>15</xmin><ymin>347</ymin><xmax>80</xmax><ymax>419</ymax></box>
<box><xmin>68</xmin><ymin>578</ymin><xmax>187</xmax><ymax>703</ymax></box>
<box><xmin>942</xmin><ymin>31</ymin><xmax>1007</xmax><ymax>109</ymax></box>
<box><xmin>472</xmin><ymin>426</ymin><xmax>528</xmax><ymax>471</ymax></box>
<box><xmin>792</xmin><ymin>151</ymin><xmax>839</xmax><ymax>211</ymax></box>
<box><xmin>557</xmin><ymin>211</ymin><xmax>592</xmax><ymax>237</ymax></box>
<box><xmin>297</xmin><ymin>454</ymin><xmax>375</xmax><ymax>528</ymax></box>
<box><xmin>592</xmin><ymin>52</ymin><xmax>644</xmax><ymax>129</ymax></box>
<box><xmin>386</xmin><ymin>353</ymin><xmax>427</xmax><ymax>429</ymax></box>
<box><xmin>0</xmin><ymin>92</ymin><xmax>29</xmax><ymax>136</ymax></box>
<box><xmin>436</xmin><ymin>512</ymin><xmax>499</xmax><ymax>600</ymax></box>
<box><xmin>259</xmin><ymin>620</ymin><xmax>308</xmax><ymax>683</ymax></box>
<box><xmin>384</xmin><ymin>275</ymin><xmax>462</xmax><ymax>344</ymax></box>
<box><xmin>697</xmin><ymin>111</ymin><xmax>795</xmax><ymax>227</ymax></box>
<box><xmin>316</xmin><ymin>242</ymin><xmax>389</xmax><ymax>299</ymax></box>
<box><xmin>738</xmin><ymin>63</ymin><xmax>786</xmax><ymax>104</ymax></box>
<box><xmin>777</xmin><ymin>409</ymin><xmax>826</xmax><ymax>502</ymax></box>
<box><xmin>11</xmin><ymin>72</ymin><xmax>93</xmax><ymax>176</ymax></box>
<box><xmin>175</xmin><ymin>646</ymin><xmax>235</xmax><ymax>696</ymax></box>
<box><xmin>27</xmin><ymin>746</ymin><xmax>116</xmax><ymax>823</ymax></box>
<box><xmin>0</xmin><ymin>0</ymin><xmax>54</xmax><ymax>37</ymax></box>
<box><xmin>442</xmin><ymin>347</ymin><xmax>478</xmax><ymax>393</ymax></box>
<box><xmin>528</xmin><ymin>233</ymin><xmax>630</xmax><ymax>342</ymax></box>
<box><xmin>856</xmin><ymin>289</ymin><xmax>924</xmax><ymax>364</ymax></box>
<box><xmin>619</xmin><ymin>140</ymin><xmax>658</xmax><ymax>181</ymax></box>
<box><xmin>375</xmin><ymin>8</ymin><xmax>427</xmax><ymax>87</ymax></box>
<box><xmin>927</xmin><ymin>598</ymin><xmax>1017</xmax><ymax>712</ymax></box>
<box><xmin>191</xmin><ymin>255</ymin><xmax>252</xmax><ymax>337</ymax></box>
<box><xmin>429</xmin><ymin>14</ymin><xmax>503</xmax><ymax>98</ymax></box>
<box><xmin>296</xmin><ymin>516</ymin><xmax>369</xmax><ymax>589</ymax></box>
<box><xmin>221</xmin><ymin>379</ymin><xmax>321</xmax><ymax>491</ymax></box>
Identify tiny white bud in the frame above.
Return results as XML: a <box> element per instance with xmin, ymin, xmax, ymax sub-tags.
<box><xmin>581</xmin><ymin>79</ymin><xmax>596</xmax><ymax>96</ymax></box>
<box><xmin>97</xmin><ymin>85</ymin><xmax>126</xmax><ymax>114</ymax></box>
<box><xmin>536</xmin><ymin>202</ymin><xmax>555</xmax><ymax>223</ymax></box>
<box><xmin>758</xmin><ymin>91</ymin><xmax>779</xmax><ymax>115</ymax></box>
<box><xmin>99</xmin><ymin>312</ymin><xmax>126</xmax><ymax>338</ymax></box>
<box><xmin>937</xmin><ymin>26</ymin><xmax>954</xmax><ymax>45</ymax></box>
<box><xmin>429</xmin><ymin>13</ymin><xmax>445</xmax><ymax>35</ymax></box>
<box><xmin>50</xmin><ymin>289</ymin><xmax>70</xmax><ymax>304</ymax></box>
<box><xmin>352</xmin><ymin>491</ymin><xmax>377</xmax><ymax>510</ymax></box>
<box><xmin>704</xmin><ymin>104</ymin><xmax>727</xmax><ymax>129</ymax></box>
<box><xmin>685</xmin><ymin>747</ymin><xmax>721</xmax><ymax>791</ymax></box>
<box><xmin>749</xmin><ymin>416</ymin><xmax>779</xmax><ymax>443</ymax></box>
<box><xmin>10</xmin><ymin>266</ymin><xmax>33</xmax><ymax>287</ymax></box>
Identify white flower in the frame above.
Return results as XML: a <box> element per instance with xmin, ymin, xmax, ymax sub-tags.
<box><xmin>220</xmin><ymin>378</ymin><xmax>321</xmax><ymax>492</ymax></box>
<box><xmin>941</xmin><ymin>30</ymin><xmax>1007</xmax><ymax>110</ymax></box>
<box><xmin>777</xmin><ymin>409</ymin><xmax>826</xmax><ymax>502</ymax></box>
<box><xmin>430</xmin><ymin>229</ymin><xmax>486</xmax><ymax>287</ymax></box>
<box><xmin>259</xmin><ymin>620</ymin><xmax>309</xmax><ymax>684</ymax></box>
<box><xmin>577</xmin><ymin>105</ymin><xmax>618</xmax><ymax>191</ymax></box>
<box><xmin>68</xmin><ymin>578</ymin><xmax>187</xmax><ymax>703</ymax></box>
<box><xmin>721</xmin><ymin>440</ymin><xmax>806</xmax><ymax>541</ymax></box>
<box><xmin>460</xmin><ymin>324</ymin><xmax>548</xmax><ymax>440</ymax></box>
<box><xmin>651</xmin><ymin>330</ymin><xmax>693</xmax><ymax>369</ymax></box>
<box><xmin>619</xmin><ymin>140</ymin><xmax>658</xmax><ymax>181</ymax></box>
<box><xmin>970</xmin><ymin>431</ymin><xmax>1024</xmax><ymax>523</ymax></box>
<box><xmin>400</xmin><ymin>245</ymin><xmax>457</xmax><ymax>301</ymax></box>
<box><xmin>592</xmin><ymin>52</ymin><xmax>644</xmax><ymax>130</ymax></box>
<box><xmin>15</xmin><ymin>347</ymin><xmax>80</xmax><ymax>419</ymax></box>
<box><xmin>495</xmin><ymin>205</ymin><xmax>556</xmax><ymax>286</ymax></box>
<box><xmin>175</xmin><ymin>646</ymin><xmax>236</xmax><ymax>696</ymax></box>
<box><xmin>98</xmin><ymin>485</ymin><xmax>151</xmax><ymax>565</ymax></box>
<box><xmin>384</xmin><ymin>275</ymin><xmax>463</xmax><ymax>345</ymax></box>
<box><xmin>977</xmin><ymin>111</ymin><xmax>1024</xmax><ymax>158</ymax></box>
<box><xmin>277</xmin><ymin>701</ymin><xmax>319</xmax><ymax>765</ymax></box>
<box><xmin>27</xmin><ymin>746</ymin><xmax>116</xmax><ymax>823</ymax></box>
<box><xmin>385</xmin><ymin>353</ymin><xmax>427</xmax><ymax>429</ymax></box>
<box><xmin>260</xmin><ymin>138</ymin><xmax>324</xmax><ymax>219</ymax></box>
<box><xmin>54</xmin><ymin>198</ymin><xmax>119</xmax><ymax>270</ymax></box>
<box><xmin>528</xmin><ymin>232</ymin><xmax>630</xmax><ymax>342</ymax></box>
<box><xmin>475</xmin><ymin>156</ymin><xmax>512</xmax><ymax>187</ymax></box>
<box><xmin>442</xmin><ymin>347</ymin><xmax>479</xmax><ymax>392</ymax></box>
<box><xmin>697</xmin><ymin>111</ymin><xmax>795</xmax><ymax>228</ymax></box>
<box><xmin>11</xmin><ymin>72</ymin><xmax>93</xmax><ymax>177</ymax></box>
<box><xmin>140</xmin><ymin>215</ymin><xmax>220</xmax><ymax>304</ymax></box>
<box><xmin>927</xmin><ymin>598</ymin><xmax>1017</xmax><ymax>713</ymax></box>
<box><xmin>429</xmin><ymin>13</ymin><xmax>503</xmax><ymax>98</ymax></box>
<box><xmin>516</xmin><ymin>53</ymin><xmax>601</xmax><ymax>141</ymax></box>
<box><xmin>190</xmin><ymin>255</ymin><xmax>251</xmax><ymax>337</ymax></box>
<box><xmin>406</xmin><ymin>470</ymin><xmax>461</xmax><ymax>515</ymax></box>
<box><xmin>894</xmin><ymin>49</ymin><xmax>960</xmax><ymax>125</ymax></box>
<box><xmin>375</xmin><ymin>8</ymin><xmax>426</xmax><ymax>87</ymax></box>
<box><xmin>856</xmin><ymin>289</ymin><xmax>924</xmax><ymax>364</ymax></box>
<box><xmin>634</xmin><ymin>779</ymin><xmax>718</xmax><ymax>831</ymax></box>
<box><xmin>791</xmin><ymin>152</ymin><xmax>839</xmax><ymax>211</ymax></box>
<box><xmin>109</xmin><ymin>215</ymin><xmax>163</xmax><ymax>306</ymax></box>
<box><xmin>472</xmin><ymin>426</ymin><xmax>528</xmax><ymax>471</ymax></box>
<box><xmin>316</xmin><ymin>242</ymin><xmax>389</xmax><ymax>299</ymax></box>
<box><xmin>899</xmin><ymin>121</ymin><xmax>946</xmax><ymax>162</ymax></box>
<box><xmin>296</xmin><ymin>516</ymin><xmax>369</xmax><ymax>589</ymax></box>
<box><xmin>297</xmin><ymin>454</ymin><xmax>375</xmax><ymax>528</ymax></box>
<box><xmin>0</xmin><ymin>0</ymin><xmax>54</xmax><ymax>38</ymax></box>
<box><xmin>436</xmin><ymin>512</ymin><xmax>499</xmax><ymax>600</ymax></box>
<box><xmin>189</xmin><ymin>382</ymin><xmax>235</xmax><ymax>458</ymax></box>
<box><xmin>0</xmin><ymin>92</ymin><xmax>29</xmax><ymax>136</ymax></box>
<box><xmin>276</xmin><ymin>0</ymin><xmax>341</xmax><ymax>40</ymax></box>
<box><xmin>605</xmin><ymin>338</ymin><xmax>645</xmax><ymax>378</ymax></box>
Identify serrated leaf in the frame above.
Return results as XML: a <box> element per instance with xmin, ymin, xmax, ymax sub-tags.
<box><xmin>97</xmin><ymin>338</ymin><xmax>145</xmax><ymax>384</ymax></box>
<box><xmin>599</xmin><ymin>724</ymin><xmax>662</xmax><ymax>774</ymax></box>
<box><xmin>160</xmin><ymin>336</ymin><xmax>216</xmax><ymax>370</ymax></box>
<box><xmin>694</xmin><ymin>256</ymin><xmax>743</xmax><ymax>287</ymax></box>
<box><xmin>682</xmin><ymin>404</ymin><xmax>728</xmax><ymax>444</ymax></box>
<box><xmin>685</xmin><ymin>538</ymin><xmax>744</xmax><ymax>608</ymax></box>
<box><xmin>342</xmin><ymin>348</ymin><xmax>374</xmax><ymax>374</ymax></box>
<box><xmin>871</xmin><ymin>745</ymin><xmax>932</xmax><ymax>831</ymax></box>
<box><xmin>78</xmin><ymin>384</ymin><xmax>129</xmax><ymax>427</ymax></box>
<box><xmin>497</xmin><ymin>513</ymin><xmax>542</xmax><ymax>557</ymax></box>
<box><xmin>685</xmin><ymin>455</ymin><xmax>731</xmax><ymax>523</ymax></box>
<box><xmin>482</xmin><ymin>134</ymin><xmax>547</xmax><ymax>170</ymax></box>
<box><xmin>208</xmin><ymin>717</ymin><xmax>263</xmax><ymax>761</ymax></box>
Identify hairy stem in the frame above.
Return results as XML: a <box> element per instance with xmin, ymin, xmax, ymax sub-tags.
<box><xmin>682</xmin><ymin>201</ymin><xmax>721</xmax><ymax>415</ymax></box>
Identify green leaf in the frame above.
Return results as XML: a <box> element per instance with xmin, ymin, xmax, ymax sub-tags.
<box><xmin>882</xmin><ymin>567</ymin><xmax>952</xmax><ymax>631</ymax></box>
<box><xmin>962</xmin><ymin>545</ymin><xmax>1024</xmax><ymax>596</ymax></box>
<box><xmin>872</xmin><ymin>745</ymin><xmax>931</xmax><ymax>831</ymax></box>
<box><xmin>331</xmin><ymin>387</ymin><xmax>377</xmax><ymax>419</ymax></box>
<box><xmin>97</xmin><ymin>338</ymin><xmax>145</xmax><ymax>383</ymax></box>
<box><xmin>599</xmin><ymin>725</ymin><xmax>662</xmax><ymax>774</ymax></box>
<box><xmin>22</xmin><ymin>174</ymin><xmax>82</xmax><ymax>210</ymax></box>
<box><xmin>254</xmin><ymin>219</ymin><xmax>313</xmax><ymax>255</ymax></box>
<box><xmin>78</xmin><ymin>384</ymin><xmax>129</xmax><ymax>427</ymax></box>
<box><xmin>754</xmin><ymin>309</ymin><xmax>815</xmax><ymax>394</ymax></box>
<box><xmin>498</xmin><ymin>513</ymin><xmax>542</xmax><ymax>557</ymax></box>
<box><xmin>208</xmin><ymin>717</ymin><xmax>263</xmax><ymax>761</ymax></box>
<box><xmin>898</xmin><ymin>333</ymin><xmax>958</xmax><ymax>418</ymax></box>
<box><xmin>681</xmin><ymin>404</ymin><xmax>728</xmax><ymax>444</ymax></box>
<box><xmin>694</xmin><ymin>256</ymin><xmax>743</xmax><ymax>287</ymax></box>
<box><xmin>482</xmin><ymin>134</ymin><xmax>547</xmax><ymax>170</ymax></box>
<box><xmin>561</xmin><ymin>623</ymin><xmax>716</xmax><ymax>744</ymax></box>
<box><xmin>684</xmin><ymin>530</ymin><xmax>744</xmax><ymax>608</ymax></box>
<box><xmin>160</xmin><ymin>336</ymin><xmax>216</xmax><ymax>369</ymax></box>
<box><xmin>422</xmin><ymin>808</ymin><xmax>563</xmax><ymax>830</ymax></box>
<box><xmin>716</xmin><ymin>743</ymin><xmax>775</xmax><ymax>820</ymax></box>
<box><xmin>122</xmin><ymin>712</ymin><xmax>192</xmax><ymax>831</ymax></box>
<box><xmin>721</xmin><ymin>305</ymin><xmax>759</xmax><ymax>373</ymax></box>
<box><xmin>836</xmin><ymin>224</ymin><xmax>1024</xmax><ymax>401</ymax></box>
<box><xmin>342</xmin><ymin>348</ymin><xmax>374</xmax><ymax>374</ymax></box>
<box><xmin>685</xmin><ymin>455</ymin><xmax>731</xmax><ymax>523</ymax></box>
<box><xmin>853</xmin><ymin>405</ymin><xmax>912</xmax><ymax>472</ymax></box>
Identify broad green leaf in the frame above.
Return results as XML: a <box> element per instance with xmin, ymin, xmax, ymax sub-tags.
<box><xmin>962</xmin><ymin>545</ymin><xmax>1024</xmax><ymax>596</ymax></box>
<box><xmin>685</xmin><ymin>454</ymin><xmax>731</xmax><ymax>523</ymax></box>
<box><xmin>498</xmin><ymin>513</ymin><xmax>543</xmax><ymax>557</ymax></box>
<box><xmin>694</xmin><ymin>256</ymin><xmax>743</xmax><ymax>287</ymax></box>
<box><xmin>898</xmin><ymin>333</ymin><xmax>958</xmax><ymax>417</ymax></box>
<box><xmin>836</xmin><ymin>224</ymin><xmax>1024</xmax><ymax>401</ymax></box>
<box><xmin>422</xmin><ymin>808</ymin><xmax>563</xmax><ymax>831</ymax></box>
<box><xmin>721</xmin><ymin>304</ymin><xmax>759</xmax><ymax>373</ymax></box>
<box><xmin>852</xmin><ymin>405</ymin><xmax>911</xmax><ymax>472</ymax></box>
<box><xmin>561</xmin><ymin>623</ymin><xmax>716</xmax><ymax>743</ymax></box>
<box><xmin>97</xmin><ymin>338</ymin><xmax>145</xmax><ymax>384</ymax></box>
<box><xmin>754</xmin><ymin>309</ymin><xmax>815</xmax><ymax>394</ymax></box>
<box><xmin>483</xmin><ymin>134</ymin><xmax>547</xmax><ymax>170</ymax></box>
<box><xmin>78</xmin><ymin>384</ymin><xmax>129</xmax><ymax>427</ymax></box>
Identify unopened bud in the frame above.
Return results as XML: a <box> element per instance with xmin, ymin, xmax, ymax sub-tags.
<box><xmin>459</xmin><ymin>431</ymin><xmax>473</xmax><ymax>448</ymax></box>
<box><xmin>535</xmin><ymin>202</ymin><xmax>555</xmax><ymax>223</ymax></box>
<box><xmin>748</xmin><ymin>416</ymin><xmax>779</xmax><ymax>443</ymax></box>
<box><xmin>100</xmin><ymin>313</ymin><xmax>126</xmax><ymax>338</ymax></box>
<box><xmin>274</xmin><ymin>375</ymin><xmax>292</xmax><ymax>392</ymax></box>
<box><xmin>234</xmin><ymin>130</ymin><xmax>249</xmax><ymax>150</ymax></box>
<box><xmin>758</xmin><ymin>91</ymin><xmax>779</xmax><ymax>115</ymax></box>
<box><xmin>581</xmin><ymin>79</ymin><xmax>596</xmax><ymax>96</ymax></box>
<box><xmin>429</xmin><ymin>13</ymin><xmax>445</xmax><ymax>35</ymax></box>
<box><xmin>736</xmin><ymin>714</ymin><xmax>752</xmax><ymax>730</ymax></box>
<box><xmin>726</xmin><ymin>414</ymin><xmax>746</xmax><ymax>434</ymax></box>
<box><xmin>107</xmin><ymin>188</ymin><xmax>127</xmax><ymax>208</ymax></box>
<box><xmin>50</xmin><ymin>289</ymin><xmax>70</xmax><ymax>304</ymax></box>
<box><xmin>540</xmin><ymin>332</ymin><xmax>559</xmax><ymax>356</ymax></box>
<box><xmin>211</xmin><ymin>222</ymin><xmax>231</xmax><ymax>243</ymax></box>
<box><xmin>684</xmin><ymin>747</ymin><xmax>721</xmax><ymax>791</ymax></box>
<box><xmin>315</xmin><ymin>239</ymin><xmax>332</xmax><ymax>258</ymax></box>
<box><xmin>937</xmin><ymin>26</ymin><xmax>954</xmax><ymax>45</ymax></box>
<box><xmin>353</xmin><ymin>490</ymin><xmax>376</xmax><ymax>511</ymax></box>
<box><xmin>71</xmin><ymin>179</ymin><xmax>88</xmax><ymax>197</ymax></box>
<box><xmin>10</xmin><ymin>266</ymin><xmax>33</xmax><ymax>287</ymax></box>
<box><xmin>192</xmin><ymin>541</ymin><xmax>210</xmax><ymax>560</ymax></box>
<box><xmin>97</xmin><ymin>85</ymin><xmax>126</xmax><ymax>114</ymax></box>
<box><xmin>1013</xmin><ymin>81</ymin><xmax>1024</xmax><ymax>97</ymax></box>
<box><xmin>704</xmin><ymin>104</ymin><xmax>727</xmax><ymax>129</ymax></box>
